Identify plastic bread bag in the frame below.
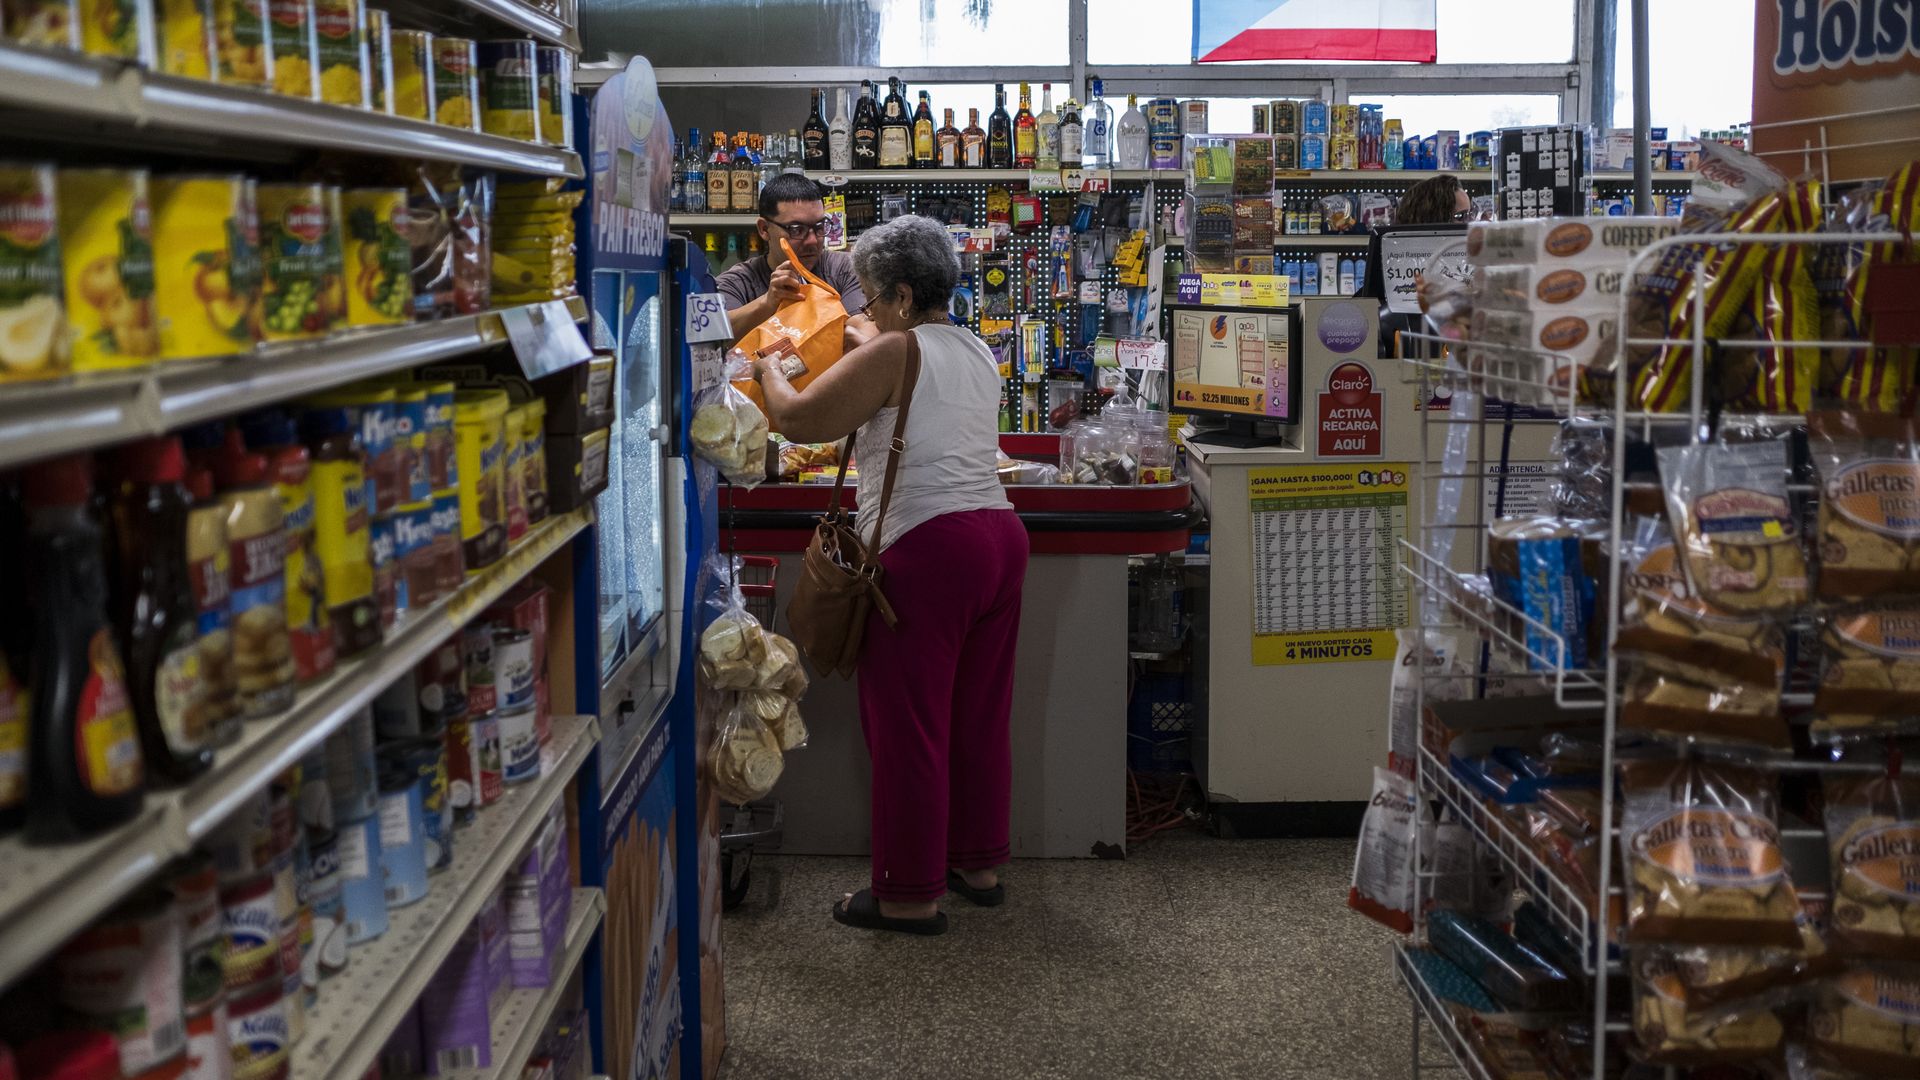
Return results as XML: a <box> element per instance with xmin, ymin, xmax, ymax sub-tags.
<box><xmin>1660</xmin><ymin>909</ymin><xmax>1839</xmax><ymax>1017</ymax></box>
<box><xmin>1348</xmin><ymin>765</ymin><xmax>1419</xmax><ymax>934</ymax></box>
<box><xmin>709</xmin><ymin>698</ymin><xmax>785</xmax><ymax>805</ymax></box>
<box><xmin>1720</xmin><ymin>179</ymin><xmax>1825</xmax><ymax>414</ymax></box>
<box><xmin>689</xmin><ymin>353</ymin><xmax>770</xmax><ymax>487</ymax></box>
<box><xmin>1550</xmin><ymin>417</ymin><xmax>1614</xmax><ymax>520</ymax></box>
<box><xmin>1627</xmin><ymin>142</ymin><xmax>1790</xmax><ymax>413</ymax></box>
<box><xmin>1630</xmin><ymin>949</ymin><xmax>1786</xmax><ymax>1066</ymax></box>
<box><xmin>1824</xmin><ymin>161</ymin><xmax>1920</xmax><ymax>412</ymax></box>
<box><xmin>1805</xmin><ymin>964</ymin><xmax>1920</xmax><ymax>1077</ymax></box>
<box><xmin>1815</xmin><ymin>601</ymin><xmax>1920</xmax><ymax>719</ymax></box>
<box><xmin>1619</xmin><ymin>757</ymin><xmax>1801</xmax><ymax>948</ymax></box>
<box><xmin>740</xmin><ymin>689</ymin><xmax>807</xmax><ymax>752</ymax></box>
<box><xmin>1811</xmin><ymin>409</ymin><xmax>1920</xmax><ymax>600</ymax></box>
<box><xmin>1621</xmin><ymin>670</ymin><xmax>1789</xmax><ymax>753</ymax></box>
<box><xmin>1616</xmin><ymin>513</ymin><xmax>1788</xmax><ymax>690</ymax></box>
<box><xmin>1822</xmin><ymin>764</ymin><xmax>1920</xmax><ymax>964</ymax></box>
<box><xmin>1427</xmin><ymin>908</ymin><xmax>1579</xmax><ymax>1012</ymax></box>
<box><xmin>1387</xmin><ymin>628</ymin><xmax>1463</xmax><ymax>775</ymax></box>
<box><xmin>1658</xmin><ymin>438</ymin><xmax>1811</xmax><ymax>615</ymax></box>
<box><xmin>696</xmin><ymin>556</ymin><xmax>770</xmax><ymax>692</ymax></box>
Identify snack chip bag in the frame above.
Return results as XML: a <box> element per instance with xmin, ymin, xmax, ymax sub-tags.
<box><xmin>1629</xmin><ymin>142</ymin><xmax>1791</xmax><ymax>412</ymax></box>
<box><xmin>1726</xmin><ymin>179</ymin><xmax>1824</xmax><ymax>413</ymax></box>
<box><xmin>1806</xmin><ymin>965</ymin><xmax>1920</xmax><ymax>1077</ymax></box>
<box><xmin>1824</xmin><ymin>161</ymin><xmax>1920</xmax><ymax>411</ymax></box>
<box><xmin>1823</xmin><ymin>769</ymin><xmax>1920</xmax><ymax>964</ymax></box>
<box><xmin>1812</xmin><ymin>408</ymin><xmax>1920</xmax><ymax>600</ymax></box>
<box><xmin>689</xmin><ymin>354</ymin><xmax>770</xmax><ymax>487</ymax></box>
<box><xmin>1615</xmin><ymin>513</ymin><xmax>1787</xmax><ymax>689</ymax></box>
<box><xmin>1631</xmin><ymin>949</ymin><xmax>1786</xmax><ymax>1065</ymax></box>
<box><xmin>1815</xmin><ymin>603</ymin><xmax>1920</xmax><ymax>718</ymax></box>
<box><xmin>1658</xmin><ymin>438</ymin><xmax>1810</xmax><ymax>614</ymax></box>
<box><xmin>1620</xmin><ymin>758</ymin><xmax>1800</xmax><ymax>948</ymax></box>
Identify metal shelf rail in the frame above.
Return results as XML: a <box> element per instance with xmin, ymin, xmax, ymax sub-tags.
<box><xmin>0</xmin><ymin>509</ymin><xmax>594</xmax><ymax>986</ymax></box>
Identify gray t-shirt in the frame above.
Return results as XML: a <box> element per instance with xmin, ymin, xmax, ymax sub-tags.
<box><xmin>714</xmin><ymin>250</ymin><xmax>867</xmax><ymax>316</ymax></box>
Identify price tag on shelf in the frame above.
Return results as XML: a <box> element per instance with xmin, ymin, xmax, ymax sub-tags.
<box><xmin>683</xmin><ymin>292</ymin><xmax>731</xmax><ymax>344</ymax></box>
<box><xmin>501</xmin><ymin>301</ymin><xmax>594</xmax><ymax>380</ymax></box>
<box><xmin>1027</xmin><ymin>170</ymin><xmax>1066</xmax><ymax>191</ymax></box>
<box><xmin>1116</xmin><ymin>338</ymin><xmax>1165</xmax><ymax>372</ymax></box>
<box><xmin>1080</xmin><ymin>170</ymin><xmax>1111</xmax><ymax>192</ymax></box>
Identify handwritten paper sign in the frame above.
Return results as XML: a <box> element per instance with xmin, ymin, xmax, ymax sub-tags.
<box><xmin>503</xmin><ymin>301</ymin><xmax>594</xmax><ymax>379</ymax></box>
<box><xmin>683</xmin><ymin>292</ymin><xmax>731</xmax><ymax>344</ymax></box>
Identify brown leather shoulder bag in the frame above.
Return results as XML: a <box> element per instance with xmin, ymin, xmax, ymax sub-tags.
<box><xmin>785</xmin><ymin>330</ymin><xmax>923</xmax><ymax>677</ymax></box>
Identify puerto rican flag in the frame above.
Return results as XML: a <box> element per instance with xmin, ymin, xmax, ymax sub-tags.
<box><xmin>1194</xmin><ymin>0</ymin><xmax>1438</xmax><ymax>63</ymax></box>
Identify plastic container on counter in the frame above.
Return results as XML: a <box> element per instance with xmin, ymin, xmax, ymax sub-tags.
<box><xmin>297</xmin><ymin>404</ymin><xmax>378</xmax><ymax>658</ymax></box>
<box><xmin>23</xmin><ymin>454</ymin><xmax>146</xmax><ymax>838</ymax></box>
<box><xmin>376</xmin><ymin>758</ymin><xmax>428</xmax><ymax>908</ymax></box>
<box><xmin>452</xmin><ymin>391</ymin><xmax>509</xmax><ymax>572</ymax></box>
<box><xmin>241</xmin><ymin>411</ymin><xmax>334</xmax><ymax>683</ymax></box>
<box><xmin>112</xmin><ymin>437</ymin><xmax>217</xmax><ymax>783</ymax></box>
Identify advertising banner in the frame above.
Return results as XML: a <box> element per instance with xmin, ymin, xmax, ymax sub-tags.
<box><xmin>1248</xmin><ymin>463</ymin><xmax>1412</xmax><ymax>665</ymax></box>
<box><xmin>1752</xmin><ymin>1</ymin><xmax>1920</xmax><ymax>181</ymax></box>
<box><xmin>599</xmin><ymin>717</ymin><xmax>682</xmax><ymax>1080</ymax></box>
<box><xmin>589</xmin><ymin>57</ymin><xmax>671</xmax><ymax>274</ymax></box>
<box><xmin>1195</xmin><ymin>0</ymin><xmax>1438</xmax><ymax>63</ymax></box>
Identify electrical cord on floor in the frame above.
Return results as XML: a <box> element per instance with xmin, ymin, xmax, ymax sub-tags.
<box><xmin>1126</xmin><ymin>769</ymin><xmax>1198</xmax><ymax>844</ymax></box>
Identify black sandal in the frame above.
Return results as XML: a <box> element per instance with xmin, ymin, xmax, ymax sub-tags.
<box><xmin>946</xmin><ymin>869</ymin><xmax>1005</xmax><ymax>907</ymax></box>
<box><xmin>831</xmin><ymin>889</ymin><xmax>948</xmax><ymax>936</ymax></box>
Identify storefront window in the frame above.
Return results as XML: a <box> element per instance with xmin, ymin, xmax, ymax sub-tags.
<box><xmin>584</xmin><ymin>0</ymin><xmax>1067</xmax><ymax>68</ymax></box>
<box><xmin>1613</xmin><ymin>0</ymin><xmax>1753</xmax><ymax>136</ymax></box>
<box><xmin>1088</xmin><ymin>0</ymin><xmax>1574</xmax><ymax>65</ymax></box>
<box><xmin>1359</xmin><ymin>94</ymin><xmax>1562</xmax><ymax>136</ymax></box>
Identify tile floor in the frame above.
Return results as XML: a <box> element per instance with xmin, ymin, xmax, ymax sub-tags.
<box><xmin>715</xmin><ymin>829</ymin><xmax>1442</xmax><ymax>1080</ymax></box>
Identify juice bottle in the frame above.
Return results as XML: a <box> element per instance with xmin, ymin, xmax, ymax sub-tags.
<box><xmin>111</xmin><ymin>436</ymin><xmax>213</xmax><ymax>784</ymax></box>
<box><xmin>24</xmin><ymin>454</ymin><xmax>145</xmax><ymax>839</ymax></box>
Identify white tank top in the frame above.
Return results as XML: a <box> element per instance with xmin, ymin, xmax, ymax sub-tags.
<box><xmin>856</xmin><ymin>322</ymin><xmax>1012</xmax><ymax>551</ymax></box>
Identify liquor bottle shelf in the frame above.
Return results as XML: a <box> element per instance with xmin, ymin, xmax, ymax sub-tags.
<box><xmin>0</xmin><ymin>40</ymin><xmax>583</xmax><ymax>178</ymax></box>
<box><xmin>441</xmin><ymin>890</ymin><xmax>606</xmax><ymax>1080</ymax></box>
<box><xmin>804</xmin><ymin>168</ymin><xmax>1160</xmax><ymax>184</ymax></box>
<box><xmin>673</xmin><ymin>213</ymin><xmax>763</xmax><ymax>228</ymax></box>
<box><xmin>0</xmin><ymin>509</ymin><xmax>594</xmax><ymax>988</ymax></box>
<box><xmin>292</xmin><ymin>716</ymin><xmax>601</xmax><ymax>1080</ymax></box>
<box><xmin>0</xmin><ymin>296</ymin><xmax>586</xmax><ymax>472</ymax></box>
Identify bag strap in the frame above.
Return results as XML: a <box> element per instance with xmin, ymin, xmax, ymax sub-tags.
<box><xmin>862</xmin><ymin>329</ymin><xmax>922</xmax><ymax>552</ymax></box>
<box><xmin>779</xmin><ymin>237</ymin><xmax>840</xmax><ymax>299</ymax></box>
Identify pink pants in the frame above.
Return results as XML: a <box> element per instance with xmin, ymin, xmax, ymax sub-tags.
<box><xmin>858</xmin><ymin>508</ymin><xmax>1029</xmax><ymax>902</ymax></box>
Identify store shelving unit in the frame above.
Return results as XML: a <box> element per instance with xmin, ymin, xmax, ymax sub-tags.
<box><xmin>293</xmin><ymin>717</ymin><xmax>601</xmax><ymax>1080</ymax></box>
<box><xmin>443</xmin><ymin>889</ymin><xmax>605</xmax><ymax>1080</ymax></box>
<box><xmin>1394</xmin><ymin>941</ymin><xmax>1495</xmax><ymax>1080</ymax></box>
<box><xmin>0</xmin><ymin>41</ymin><xmax>582</xmax><ymax>178</ymax></box>
<box><xmin>804</xmin><ymin>167</ymin><xmax>1157</xmax><ymax>184</ymax></box>
<box><xmin>674</xmin><ymin>213</ymin><xmax>761</xmax><ymax>229</ymax></box>
<box><xmin>0</xmin><ymin>297</ymin><xmax>586</xmax><ymax>472</ymax></box>
<box><xmin>0</xmin><ymin>508</ymin><xmax>593</xmax><ymax>987</ymax></box>
<box><xmin>441</xmin><ymin>0</ymin><xmax>583</xmax><ymax>50</ymax></box>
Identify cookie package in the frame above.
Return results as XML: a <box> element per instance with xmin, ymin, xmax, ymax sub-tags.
<box><xmin>1658</xmin><ymin>438</ymin><xmax>1810</xmax><ymax>615</ymax></box>
<box><xmin>1823</xmin><ymin>769</ymin><xmax>1920</xmax><ymax>963</ymax></box>
<box><xmin>1812</xmin><ymin>408</ymin><xmax>1920</xmax><ymax>600</ymax></box>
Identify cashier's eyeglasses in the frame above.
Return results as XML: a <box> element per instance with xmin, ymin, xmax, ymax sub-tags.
<box><xmin>764</xmin><ymin>216</ymin><xmax>830</xmax><ymax>239</ymax></box>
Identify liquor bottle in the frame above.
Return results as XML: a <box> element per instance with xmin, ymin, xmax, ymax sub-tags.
<box><xmin>702</xmin><ymin>232</ymin><xmax>721</xmax><ymax>272</ymax></box>
<box><xmin>758</xmin><ymin>134</ymin><xmax>781</xmax><ymax>194</ymax></box>
<box><xmin>987</xmin><ymin>84</ymin><xmax>1012</xmax><ymax>169</ymax></box>
<box><xmin>706</xmin><ymin>132</ymin><xmax>731</xmax><ymax>214</ymax></box>
<box><xmin>802</xmin><ymin>91</ymin><xmax>829</xmax><ymax>171</ymax></box>
<box><xmin>829</xmin><ymin>87</ymin><xmax>852</xmax><ymax>171</ymax></box>
<box><xmin>1013</xmin><ymin>82</ymin><xmax>1036</xmax><ymax>168</ymax></box>
<box><xmin>962</xmin><ymin>107</ymin><xmax>986</xmax><ymax>168</ymax></box>
<box><xmin>1083</xmin><ymin>78</ymin><xmax>1113</xmax><ymax>168</ymax></box>
<box><xmin>1116</xmin><ymin>94</ymin><xmax>1148</xmax><ymax>170</ymax></box>
<box><xmin>731</xmin><ymin>132</ymin><xmax>756</xmax><ymax>212</ymax></box>
<box><xmin>684</xmin><ymin>126</ymin><xmax>706</xmax><ymax>212</ymax></box>
<box><xmin>787</xmin><ymin>129</ymin><xmax>802</xmax><ymax>172</ymax></box>
<box><xmin>852</xmin><ymin>79</ymin><xmax>879</xmax><ymax>169</ymax></box>
<box><xmin>935</xmin><ymin>108</ymin><xmax>961</xmax><ymax>168</ymax></box>
<box><xmin>1058</xmin><ymin>92</ymin><xmax>1082</xmax><ymax>169</ymax></box>
<box><xmin>1035</xmin><ymin>82</ymin><xmax>1059</xmax><ymax>170</ymax></box>
<box><xmin>912</xmin><ymin>91</ymin><xmax>935</xmax><ymax>168</ymax></box>
<box><xmin>746</xmin><ymin>232</ymin><xmax>764</xmax><ymax>263</ymax></box>
<box><xmin>669</xmin><ymin>133</ymin><xmax>685</xmax><ymax>212</ymax></box>
<box><xmin>718</xmin><ymin>233</ymin><xmax>742</xmax><ymax>274</ymax></box>
<box><xmin>879</xmin><ymin>76</ymin><xmax>911</xmax><ymax>168</ymax></box>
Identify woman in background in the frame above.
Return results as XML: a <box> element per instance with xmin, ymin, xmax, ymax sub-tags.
<box><xmin>752</xmin><ymin>215</ymin><xmax>1029</xmax><ymax>937</ymax></box>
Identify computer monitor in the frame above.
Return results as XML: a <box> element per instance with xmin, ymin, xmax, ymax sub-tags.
<box><xmin>1168</xmin><ymin>303</ymin><xmax>1301</xmax><ymax>445</ymax></box>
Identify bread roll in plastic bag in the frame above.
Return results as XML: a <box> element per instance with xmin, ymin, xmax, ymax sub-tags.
<box><xmin>690</xmin><ymin>354</ymin><xmax>769</xmax><ymax>487</ymax></box>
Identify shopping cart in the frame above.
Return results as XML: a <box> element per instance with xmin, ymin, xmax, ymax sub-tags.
<box><xmin>721</xmin><ymin>554</ymin><xmax>785</xmax><ymax>910</ymax></box>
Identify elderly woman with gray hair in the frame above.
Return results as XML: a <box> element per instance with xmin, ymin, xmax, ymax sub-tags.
<box><xmin>750</xmin><ymin>214</ymin><xmax>1028</xmax><ymax>937</ymax></box>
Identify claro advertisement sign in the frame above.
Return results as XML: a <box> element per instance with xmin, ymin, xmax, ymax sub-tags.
<box><xmin>1752</xmin><ymin>0</ymin><xmax>1920</xmax><ymax>181</ymax></box>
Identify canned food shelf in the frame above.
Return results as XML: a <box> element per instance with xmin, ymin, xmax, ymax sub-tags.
<box><xmin>0</xmin><ymin>509</ymin><xmax>592</xmax><ymax>989</ymax></box>
<box><xmin>433</xmin><ymin>889</ymin><xmax>604</xmax><ymax>1080</ymax></box>
<box><xmin>289</xmin><ymin>714</ymin><xmax>598</xmax><ymax>1080</ymax></box>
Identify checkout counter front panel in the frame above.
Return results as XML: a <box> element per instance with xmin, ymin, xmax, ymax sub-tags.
<box><xmin>721</xmin><ymin>456</ymin><xmax>1197</xmax><ymax>859</ymax></box>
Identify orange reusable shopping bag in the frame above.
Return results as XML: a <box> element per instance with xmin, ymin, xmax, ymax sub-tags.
<box><xmin>732</xmin><ymin>237</ymin><xmax>850</xmax><ymax>412</ymax></box>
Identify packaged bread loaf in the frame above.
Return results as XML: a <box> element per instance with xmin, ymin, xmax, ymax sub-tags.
<box><xmin>1823</xmin><ymin>769</ymin><xmax>1920</xmax><ymax>963</ymax></box>
<box><xmin>1806</xmin><ymin>965</ymin><xmax>1920</xmax><ymax>1077</ymax></box>
<box><xmin>1815</xmin><ymin>603</ymin><xmax>1920</xmax><ymax>717</ymax></box>
<box><xmin>1615</xmin><ymin>513</ymin><xmax>1787</xmax><ymax>688</ymax></box>
<box><xmin>709</xmin><ymin>700</ymin><xmax>784</xmax><ymax>804</ymax></box>
<box><xmin>1812</xmin><ymin>408</ymin><xmax>1920</xmax><ymax>600</ymax></box>
<box><xmin>697</xmin><ymin>609</ymin><xmax>767</xmax><ymax>691</ymax></box>
<box><xmin>1631</xmin><ymin>949</ymin><xmax>1786</xmax><ymax>1066</ymax></box>
<box><xmin>1658</xmin><ymin>438</ymin><xmax>1810</xmax><ymax>614</ymax></box>
<box><xmin>1620</xmin><ymin>758</ymin><xmax>1800</xmax><ymax>948</ymax></box>
<box><xmin>1622</xmin><ymin>670</ymin><xmax>1788</xmax><ymax>752</ymax></box>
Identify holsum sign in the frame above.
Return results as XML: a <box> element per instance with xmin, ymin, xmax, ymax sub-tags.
<box><xmin>1317</xmin><ymin>361</ymin><xmax>1383</xmax><ymax>458</ymax></box>
<box><xmin>1754</xmin><ymin>0</ymin><xmax>1920</xmax><ymax>180</ymax></box>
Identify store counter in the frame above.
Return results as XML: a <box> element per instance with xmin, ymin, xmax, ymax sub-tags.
<box><xmin>720</xmin><ymin>452</ymin><xmax>1197</xmax><ymax>859</ymax></box>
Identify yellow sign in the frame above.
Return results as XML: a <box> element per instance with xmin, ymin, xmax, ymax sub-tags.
<box><xmin>1198</xmin><ymin>273</ymin><xmax>1288</xmax><ymax>308</ymax></box>
<box><xmin>1248</xmin><ymin>462</ymin><xmax>1411</xmax><ymax>666</ymax></box>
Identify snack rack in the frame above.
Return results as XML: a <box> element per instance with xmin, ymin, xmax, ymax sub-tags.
<box><xmin>1395</xmin><ymin>227</ymin><xmax>1916</xmax><ymax>1080</ymax></box>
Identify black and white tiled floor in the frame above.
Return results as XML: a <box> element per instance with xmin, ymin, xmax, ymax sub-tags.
<box><xmin>715</xmin><ymin>830</ymin><xmax>1435</xmax><ymax>1079</ymax></box>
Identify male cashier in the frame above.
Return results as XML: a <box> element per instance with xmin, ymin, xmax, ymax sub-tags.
<box><xmin>716</xmin><ymin>173</ymin><xmax>875</xmax><ymax>347</ymax></box>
